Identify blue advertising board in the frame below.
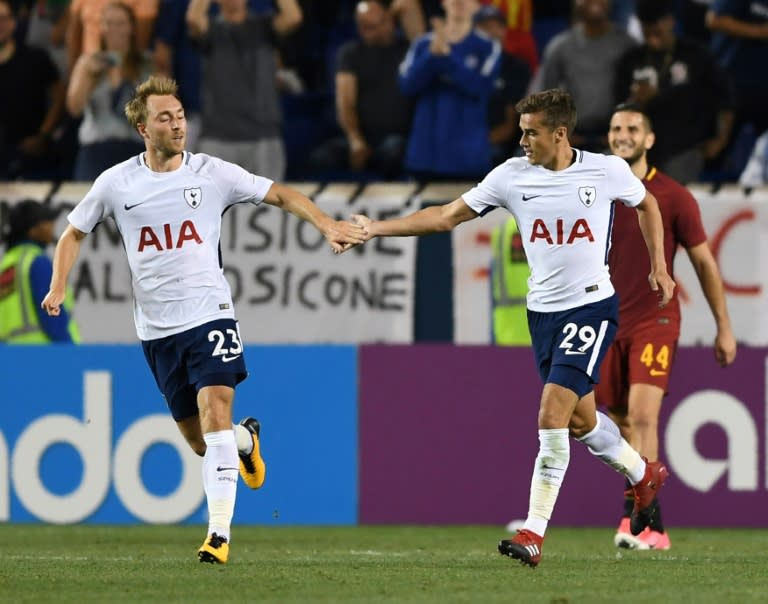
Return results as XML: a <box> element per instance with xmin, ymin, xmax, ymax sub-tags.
<box><xmin>0</xmin><ymin>345</ymin><xmax>358</xmax><ymax>525</ymax></box>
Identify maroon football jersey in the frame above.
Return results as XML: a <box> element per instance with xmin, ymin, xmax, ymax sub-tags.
<box><xmin>609</xmin><ymin>167</ymin><xmax>708</xmax><ymax>335</ymax></box>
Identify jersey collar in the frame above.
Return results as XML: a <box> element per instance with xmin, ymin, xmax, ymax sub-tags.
<box><xmin>138</xmin><ymin>151</ymin><xmax>188</xmax><ymax>172</ymax></box>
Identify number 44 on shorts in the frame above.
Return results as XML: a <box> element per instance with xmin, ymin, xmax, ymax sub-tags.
<box><xmin>640</xmin><ymin>342</ymin><xmax>669</xmax><ymax>376</ymax></box>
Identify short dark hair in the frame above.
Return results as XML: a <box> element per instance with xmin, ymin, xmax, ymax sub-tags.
<box><xmin>612</xmin><ymin>102</ymin><xmax>654</xmax><ymax>132</ymax></box>
<box><xmin>515</xmin><ymin>89</ymin><xmax>577</xmax><ymax>133</ymax></box>
<box><xmin>635</xmin><ymin>0</ymin><xmax>673</xmax><ymax>24</ymax></box>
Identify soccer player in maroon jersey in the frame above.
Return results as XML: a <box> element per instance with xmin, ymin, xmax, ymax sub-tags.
<box><xmin>597</xmin><ymin>104</ymin><xmax>738</xmax><ymax>550</ymax></box>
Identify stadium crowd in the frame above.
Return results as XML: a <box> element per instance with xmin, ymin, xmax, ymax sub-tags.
<box><xmin>0</xmin><ymin>0</ymin><xmax>766</xmax><ymax>185</ymax></box>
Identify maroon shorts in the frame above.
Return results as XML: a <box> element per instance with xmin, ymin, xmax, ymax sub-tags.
<box><xmin>594</xmin><ymin>319</ymin><xmax>679</xmax><ymax>412</ymax></box>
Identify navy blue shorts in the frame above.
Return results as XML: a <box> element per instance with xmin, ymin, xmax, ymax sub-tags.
<box><xmin>528</xmin><ymin>294</ymin><xmax>618</xmax><ymax>398</ymax></box>
<box><xmin>142</xmin><ymin>318</ymin><xmax>248</xmax><ymax>421</ymax></box>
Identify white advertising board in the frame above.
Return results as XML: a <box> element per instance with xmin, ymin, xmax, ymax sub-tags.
<box><xmin>0</xmin><ymin>182</ymin><xmax>417</xmax><ymax>343</ymax></box>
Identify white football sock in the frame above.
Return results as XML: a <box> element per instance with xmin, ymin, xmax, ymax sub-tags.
<box><xmin>524</xmin><ymin>428</ymin><xmax>570</xmax><ymax>538</ymax></box>
<box><xmin>233</xmin><ymin>423</ymin><xmax>254</xmax><ymax>455</ymax></box>
<box><xmin>202</xmin><ymin>430</ymin><xmax>238</xmax><ymax>541</ymax></box>
<box><xmin>577</xmin><ymin>412</ymin><xmax>646</xmax><ymax>484</ymax></box>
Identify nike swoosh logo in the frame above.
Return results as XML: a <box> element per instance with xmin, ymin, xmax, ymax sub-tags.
<box><xmin>564</xmin><ymin>349</ymin><xmax>586</xmax><ymax>355</ymax></box>
<box><xmin>522</xmin><ymin>194</ymin><xmax>541</xmax><ymax>201</ymax></box>
<box><xmin>542</xmin><ymin>464</ymin><xmax>565</xmax><ymax>471</ymax></box>
<box><xmin>124</xmin><ymin>202</ymin><xmax>146</xmax><ymax>210</ymax></box>
<box><xmin>221</xmin><ymin>354</ymin><xmax>241</xmax><ymax>363</ymax></box>
<box><xmin>216</xmin><ymin>466</ymin><xmax>238</xmax><ymax>472</ymax></box>
<box><xmin>650</xmin><ymin>369</ymin><xmax>667</xmax><ymax>376</ymax></box>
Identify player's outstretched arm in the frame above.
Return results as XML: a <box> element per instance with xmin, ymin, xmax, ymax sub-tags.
<box><xmin>262</xmin><ymin>182</ymin><xmax>367</xmax><ymax>253</ymax></box>
<box><xmin>42</xmin><ymin>224</ymin><xmax>87</xmax><ymax>316</ymax></box>
<box><xmin>634</xmin><ymin>191</ymin><xmax>675</xmax><ymax>307</ymax></box>
<box><xmin>351</xmin><ymin>196</ymin><xmax>478</xmax><ymax>240</ymax></box>
<box><xmin>686</xmin><ymin>241</ymin><xmax>737</xmax><ymax>366</ymax></box>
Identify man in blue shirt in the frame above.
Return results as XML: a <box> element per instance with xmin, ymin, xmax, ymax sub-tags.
<box><xmin>399</xmin><ymin>0</ymin><xmax>501</xmax><ymax>180</ymax></box>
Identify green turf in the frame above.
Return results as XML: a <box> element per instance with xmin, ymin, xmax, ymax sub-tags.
<box><xmin>1</xmin><ymin>525</ymin><xmax>766</xmax><ymax>603</ymax></box>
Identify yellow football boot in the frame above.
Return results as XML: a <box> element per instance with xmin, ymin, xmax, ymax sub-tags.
<box><xmin>238</xmin><ymin>417</ymin><xmax>267</xmax><ymax>489</ymax></box>
<box><xmin>198</xmin><ymin>533</ymin><xmax>229</xmax><ymax>564</ymax></box>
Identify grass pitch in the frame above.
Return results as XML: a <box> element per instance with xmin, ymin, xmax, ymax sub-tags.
<box><xmin>1</xmin><ymin>525</ymin><xmax>766</xmax><ymax>603</ymax></box>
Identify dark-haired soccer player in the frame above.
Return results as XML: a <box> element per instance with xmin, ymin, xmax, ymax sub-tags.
<box><xmin>597</xmin><ymin>104</ymin><xmax>737</xmax><ymax>550</ymax></box>
<box><xmin>348</xmin><ymin>89</ymin><xmax>675</xmax><ymax>568</ymax></box>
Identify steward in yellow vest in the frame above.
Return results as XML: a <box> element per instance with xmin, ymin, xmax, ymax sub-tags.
<box><xmin>490</xmin><ymin>216</ymin><xmax>530</xmax><ymax>345</ymax></box>
<box><xmin>0</xmin><ymin>200</ymin><xmax>80</xmax><ymax>343</ymax></box>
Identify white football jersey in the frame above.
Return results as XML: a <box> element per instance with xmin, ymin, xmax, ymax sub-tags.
<box><xmin>68</xmin><ymin>151</ymin><xmax>273</xmax><ymax>340</ymax></box>
<box><xmin>463</xmin><ymin>150</ymin><xmax>646</xmax><ymax>312</ymax></box>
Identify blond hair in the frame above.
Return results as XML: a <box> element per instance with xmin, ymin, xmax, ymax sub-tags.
<box><xmin>124</xmin><ymin>75</ymin><xmax>181</xmax><ymax>129</ymax></box>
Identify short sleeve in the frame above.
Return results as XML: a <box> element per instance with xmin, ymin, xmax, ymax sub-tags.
<box><xmin>461</xmin><ymin>163</ymin><xmax>509</xmax><ymax>216</ymax></box>
<box><xmin>68</xmin><ymin>174</ymin><xmax>114</xmax><ymax>233</ymax></box>
<box><xmin>674</xmin><ymin>187</ymin><xmax>708</xmax><ymax>249</ymax></box>
<box><xmin>336</xmin><ymin>41</ymin><xmax>358</xmax><ymax>74</ymax></box>
<box><xmin>607</xmin><ymin>155</ymin><xmax>646</xmax><ymax>207</ymax></box>
<box><xmin>210</xmin><ymin>157</ymin><xmax>274</xmax><ymax>207</ymax></box>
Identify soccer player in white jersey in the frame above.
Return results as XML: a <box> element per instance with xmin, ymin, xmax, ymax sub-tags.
<box><xmin>348</xmin><ymin>89</ymin><xmax>676</xmax><ymax>568</ymax></box>
<box><xmin>40</xmin><ymin>75</ymin><xmax>367</xmax><ymax>564</ymax></box>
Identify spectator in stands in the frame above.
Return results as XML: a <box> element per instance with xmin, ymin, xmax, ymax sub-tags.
<box><xmin>153</xmin><ymin>0</ymin><xmax>203</xmax><ymax>150</ymax></box>
<box><xmin>308</xmin><ymin>0</ymin><xmax>416</xmax><ymax>180</ymax></box>
<box><xmin>153</xmin><ymin>0</ymin><xmax>279</xmax><ymax>154</ymax></box>
<box><xmin>22</xmin><ymin>0</ymin><xmax>70</xmax><ymax>75</ymax></box>
<box><xmin>474</xmin><ymin>3</ymin><xmax>530</xmax><ymax>163</ymax></box>
<box><xmin>0</xmin><ymin>199</ymin><xmax>80</xmax><ymax>343</ymax></box>
<box><xmin>66</xmin><ymin>1</ymin><xmax>152</xmax><ymax>179</ymax></box>
<box><xmin>66</xmin><ymin>0</ymin><xmax>159</xmax><ymax>71</ymax></box>
<box><xmin>615</xmin><ymin>0</ymin><xmax>734</xmax><ymax>184</ymax></box>
<box><xmin>0</xmin><ymin>0</ymin><xmax>66</xmax><ymax>180</ymax></box>
<box><xmin>399</xmin><ymin>0</ymin><xmax>501</xmax><ymax>181</ymax></box>
<box><xmin>706</xmin><ymin>0</ymin><xmax>768</xmax><ymax>178</ymax></box>
<box><xmin>532</xmin><ymin>0</ymin><xmax>636</xmax><ymax>152</ymax></box>
<box><xmin>187</xmin><ymin>0</ymin><xmax>302</xmax><ymax>180</ymax></box>
<box><xmin>478</xmin><ymin>0</ymin><xmax>538</xmax><ymax>72</ymax></box>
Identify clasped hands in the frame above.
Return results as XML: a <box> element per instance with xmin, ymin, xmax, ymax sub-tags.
<box><xmin>327</xmin><ymin>214</ymin><xmax>373</xmax><ymax>254</ymax></box>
